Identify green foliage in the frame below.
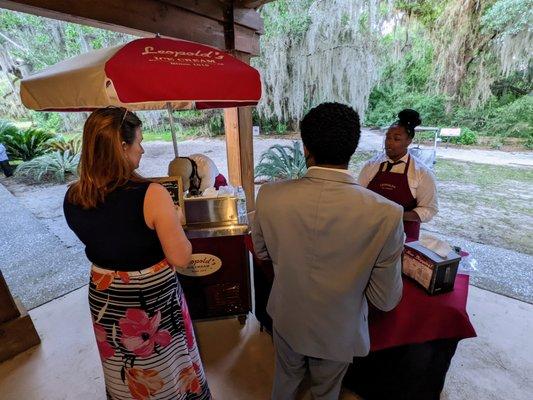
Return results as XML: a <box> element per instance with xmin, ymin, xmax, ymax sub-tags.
<box><xmin>252</xmin><ymin>110</ymin><xmax>289</xmax><ymax>135</ymax></box>
<box><xmin>30</xmin><ymin>111</ymin><xmax>63</xmax><ymax>133</ymax></box>
<box><xmin>450</xmin><ymin>127</ymin><xmax>478</xmax><ymax>145</ymax></box>
<box><xmin>14</xmin><ymin>150</ymin><xmax>79</xmax><ymax>183</ymax></box>
<box><xmin>261</xmin><ymin>0</ymin><xmax>313</xmax><ymax>39</ymax></box>
<box><xmin>275</xmin><ymin>122</ymin><xmax>287</xmax><ymax>135</ymax></box>
<box><xmin>365</xmin><ymin>7</ymin><xmax>531</xmax><ymax>145</ymax></box>
<box><xmin>483</xmin><ymin>96</ymin><xmax>533</xmax><ymax>139</ymax></box>
<box><xmin>451</xmin><ymin>95</ymin><xmax>533</xmax><ymax>140</ymax></box>
<box><xmin>365</xmin><ymin>25</ymin><xmax>448</xmax><ymax>127</ymax></box>
<box><xmin>394</xmin><ymin>1</ymin><xmax>447</xmax><ymax>26</ymax></box>
<box><xmin>49</xmin><ymin>135</ymin><xmax>82</xmax><ymax>155</ymax></box>
<box><xmin>0</xmin><ymin>119</ymin><xmax>19</xmax><ymax>140</ymax></box>
<box><xmin>255</xmin><ymin>141</ymin><xmax>307</xmax><ymax>181</ymax></box>
<box><xmin>0</xmin><ymin>9</ymin><xmax>132</xmax><ymax>123</ymax></box>
<box><xmin>365</xmin><ymin>88</ymin><xmax>448</xmax><ymax>127</ymax></box>
<box><xmin>208</xmin><ymin>114</ymin><xmax>225</xmax><ymax>136</ymax></box>
<box><xmin>175</xmin><ymin>110</ymin><xmax>204</xmax><ymax>126</ymax></box>
<box><xmin>1</xmin><ymin>127</ymin><xmax>55</xmax><ymax>160</ymax></box>
<box><xmin>0</xmin><ymin>10</ymin><xmax>132</xmax><ymax>71</ymax></box>
<box><xmin>481</xmin><ymin>0</ymin><xmax>532</xmax><ymax>36</ymax></box>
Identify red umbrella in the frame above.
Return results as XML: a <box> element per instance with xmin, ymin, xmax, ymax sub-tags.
<box><xmin>21</xmin><ymin>37</ymin><xmax>262</xmax><ymax>156</ymax></box>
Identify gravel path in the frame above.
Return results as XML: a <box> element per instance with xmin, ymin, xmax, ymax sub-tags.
<box><xmin>421</xmin><ymin>231</ymin><xmax>533</xmax><ymax>303</ymax></box>
<box><xmin>139</xmin><ymin>130</ymin><xmax>533</xmax><ymax>176</ymax></box>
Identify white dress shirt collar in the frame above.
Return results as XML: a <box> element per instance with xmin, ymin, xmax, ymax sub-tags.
<box><xmin>308</xmin><ymin>166</ymin><xmax>353</xmax><ymax>176</ymax></box>
<box><xmin>384</xmin><ymin>153</ymin><xmax>410</xmax><ymax>164</ymax></box>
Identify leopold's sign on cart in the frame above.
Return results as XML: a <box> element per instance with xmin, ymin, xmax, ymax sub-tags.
<box><xmin>177</xmin><ymin>253</ymin><xmax>222</xmax><ymax>277</ymax></box>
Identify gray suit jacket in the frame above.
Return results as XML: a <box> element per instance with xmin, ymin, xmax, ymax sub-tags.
<box><xmin>252</xmin><ymin>168</ymin><xmax>404</xmax><ymax>362</ymax></box>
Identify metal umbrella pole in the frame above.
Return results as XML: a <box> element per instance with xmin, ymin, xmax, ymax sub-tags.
<box><xmin>167</xmin><ymin>102</ymin><xmax>179</xmax><ymax>157</ymax></box>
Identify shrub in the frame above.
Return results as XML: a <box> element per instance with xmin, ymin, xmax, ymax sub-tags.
<box><xmin>14</xmin><ymin>150</ymin><xmax>79</xmax><ymax>183</ymax></box>
<box><xmin>0</xmin><ymin>119</ymin><xmax>19</xmax><ymax>141</ymax></box>
<box><xmin>364</xmin><ymin>88</ymin><xmax>448</xmax><ymax>127</ymax></box>
<box><xmin>451</xmin><ymin>127</ymin><xmax>478</xmax><ymax>145</ymax></box>
<box><xmin>31</xmin><ymin>112</ymin><xmax>63</xmax><ymax>133</ymax></box>
<box><xmin>451</xmin><ymin>95</ymin><xmax>532</xmax><ymax>140</ymax></box>
<box><xmin>483</xmin><ymin>96</ymin><xmax>533</xmax><ymax>139</ymax></box>
<box><xmin>252</xmin><ymin>109</ymin><xmax>289</xmax><ymax>135</ymax></box>
<box><xmin>208</xmin><ymin>114</ymin><xmax>225</xmax><ymax>136</ymax></box>
<box><xmin>2</xmin><ymin>128</ymin><xmax>55</xmax><ymax>161</ymax></box>
<box><xmin>49</xmin><ymin>135</ymin><xmax>82</xmax><ymax>155</ymax></box>
<box><xmin>275</xmin><ymin>122</ymin><xmax>288</xmax><ymax>134</ymax></box>
<box><xmin>255</xmin><ymin>141</ymin><xmax>307</xmax><ymax>182</ymax></box>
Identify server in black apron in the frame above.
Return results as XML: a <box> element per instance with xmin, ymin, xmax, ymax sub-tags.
<box><xmin>358</xmin><ymin>109</ymin><xmax>438</xmax><ymax>240</ymax></box>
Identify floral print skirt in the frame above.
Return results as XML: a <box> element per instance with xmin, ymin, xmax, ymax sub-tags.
<box><xmin>89</xmin><ymin>260</ymin><xmax>211</xmax><ymax>400</ymax></box>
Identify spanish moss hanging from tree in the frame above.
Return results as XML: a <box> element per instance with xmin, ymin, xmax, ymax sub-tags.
<box><xmin>255</xmin><ymin>0</ymin><xmax>390</xmax><ymax>126</ymax></box>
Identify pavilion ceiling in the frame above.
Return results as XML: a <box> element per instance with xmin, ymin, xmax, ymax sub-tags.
<box><xmin>0</xmin><ymin>0</ymin><xmax>276</xmax><ymax>54</ymax></box>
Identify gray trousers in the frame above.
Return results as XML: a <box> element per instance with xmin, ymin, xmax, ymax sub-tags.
<box><xmin>272</xmin><ymin>328</ymin><xmax>349</xmax><ymax>400</ymax></box>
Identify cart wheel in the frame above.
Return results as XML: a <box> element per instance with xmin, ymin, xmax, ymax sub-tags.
<box><xmin>238</xmin><ymin>314</ymin><xmax>247</xmax><ymax>325</ymax></box>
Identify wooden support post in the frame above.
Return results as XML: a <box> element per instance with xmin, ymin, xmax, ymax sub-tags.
<box><xmin>0</xmin><ymin>270</ymin><xmax>20</xmax><ymax>323</ymax></box>
<box><xmin>224</xmin><ymin>106</ymin><xmax>255</xmax><ymax>211</ymax></box>
<box><xmin>0</xmin><ymin>270</ymin><xmax>40</xmax><ymax>361</ymax></box>
<box><xmin>221</xmin><ymin>0</ymin><xmax>256</xmax><ymax>210</ymax></box>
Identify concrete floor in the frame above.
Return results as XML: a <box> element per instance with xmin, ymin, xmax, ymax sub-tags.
<box><xmin>0</xmin><ymin>284</ymin><xmax>532</xmax><ymax>400</ymax></box>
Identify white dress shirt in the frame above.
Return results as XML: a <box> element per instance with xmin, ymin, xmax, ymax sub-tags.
<box><xmin>357</xmin><ymin>153</ymin><xmax>438</xmax><ymax>222</ymax></box>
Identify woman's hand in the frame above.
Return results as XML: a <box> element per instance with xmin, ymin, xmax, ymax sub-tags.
<box><xmin>144</xmin><ymin>183</ymin><xmax>192</xmax><ymax>268</ymax></box>
<box><xmin>403</xmin><ymin>210</ymin><xmax>421</xmax><ymax>222</ymax></box>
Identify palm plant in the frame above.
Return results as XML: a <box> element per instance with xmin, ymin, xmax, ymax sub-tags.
<box><xmin>2</xmin><ymin>128</ymin><xmax>55</xmax><ymax>161</ymax></box>
<box><xmin>49</xmin><ymin>135</ymin><xmax>82</xmax><ymax>156</ymax></box>
<box><xmin>0</xmin><ymin>119</ymin><xmax>19</xmax><ymax>141</ymax></box>
<box><xmin>14</xmin><ymin>150</ymin><xmax>79</xmax><ymax>183</ymax></box>
<box><xmin>254</xmin><ymin>141</ymin><xmax>307</xmax><ymax>182</ymax></box>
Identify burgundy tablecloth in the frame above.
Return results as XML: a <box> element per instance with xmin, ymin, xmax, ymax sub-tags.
<box><xmin>244</xmin><ymin>235</ymin><xmax>477</xmax><ymax>351</ymax></box>
<box><xmin>369</xmin><ymin>274</ymin><xmax>476</xmax><ymax>351</ymax></box>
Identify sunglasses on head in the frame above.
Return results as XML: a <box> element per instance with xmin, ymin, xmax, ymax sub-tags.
<box><xmin>103</xmin><ymin>106</ymin><xmax>129</xmax><ymax>129</ymax></box>
<box><xmin>119</xmin><ymin>108</ymin><xmax>128</xmax><ymax>129</ymax></box>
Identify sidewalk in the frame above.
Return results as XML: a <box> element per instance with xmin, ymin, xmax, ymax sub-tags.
<box><xmin>0</xmin><ymin>183</ymin><xmax>88</xmax><ymax>309</ymax></box>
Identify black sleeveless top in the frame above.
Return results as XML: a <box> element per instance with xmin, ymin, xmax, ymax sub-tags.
<box><xmin>63</xmin><ymin>181</ymin><xmax>165</xmax><ymax>271</ymax></box>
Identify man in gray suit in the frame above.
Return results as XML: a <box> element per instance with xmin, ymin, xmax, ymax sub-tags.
<box><xmin>252</xmin><ymin>102</ymin><xmax>404</xmax><ymax>400</ymax></box>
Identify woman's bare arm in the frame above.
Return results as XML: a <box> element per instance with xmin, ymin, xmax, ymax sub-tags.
<box><xmin>144</xmin><ymin>183</ymin><xmax>192</xmax><ymax>268</ymax></box>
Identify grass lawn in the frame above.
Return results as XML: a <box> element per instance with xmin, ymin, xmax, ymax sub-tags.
<box><xmin>142</xmin><ymin>127</ymin><xmax>218</xmax><ymax>142</ymax></box>
<box><xmin>349</xmin><ymin>151</ymin><xmax>533</xmax><ymax>255</ymax></box>
<box><xmin>59</xmin><ymin>127</ymin><xmax>210</xmax><ymax>143</ymax></box>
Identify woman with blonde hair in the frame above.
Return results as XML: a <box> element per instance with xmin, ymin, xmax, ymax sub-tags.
<box><xmin>64</xmin><ymin>107</ymin><xmax>211</xmax><ymax>399</ymax></box>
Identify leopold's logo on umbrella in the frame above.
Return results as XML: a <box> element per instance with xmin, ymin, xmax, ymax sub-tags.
<box><xmin>142</xmin><ymin>46</ymin><xmax>225</xmax><ymax>67</ymax></box>
<box><xmin>178</xmin><ymin>253</ymin><xmax>222</xmax><ymax>277</ymax></box>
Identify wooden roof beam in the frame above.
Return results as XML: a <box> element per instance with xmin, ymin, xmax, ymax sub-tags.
<box><xmin>236</xmin><ymin>0</ymin><xmax>274</xmax><ymax>8</ymax></box>
<box><xmin>160</xmin><ymin>0</ymin><xmax>264</xmax><ymax>34</ymax></box>
<box><xmin>0</xmin><ymin>0</ymin><xmax>262</xmax><ymax>54</ymax></box>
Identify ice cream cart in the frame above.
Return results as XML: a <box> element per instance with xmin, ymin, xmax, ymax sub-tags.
<box><xmin>20</xmin><ymin>36</ymin><xmax>261</xmax><ymax>323</ymax></box>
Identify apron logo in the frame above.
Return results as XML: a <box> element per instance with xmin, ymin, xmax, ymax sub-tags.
<box><xmin>177</xmin><ymin>253</ymin><xmax>222</xmax><ymax>277</ymax></box>
<box><xmin>380</xmin><ymin>183</ymin><xmax>397</xmax><ymax>190</ymax></box>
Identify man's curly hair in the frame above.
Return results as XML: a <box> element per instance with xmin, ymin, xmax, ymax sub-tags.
<box><xmin>300</xmin><ymin>102</ymin><xmax>361</xmax><ymax>166</ymax></box>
